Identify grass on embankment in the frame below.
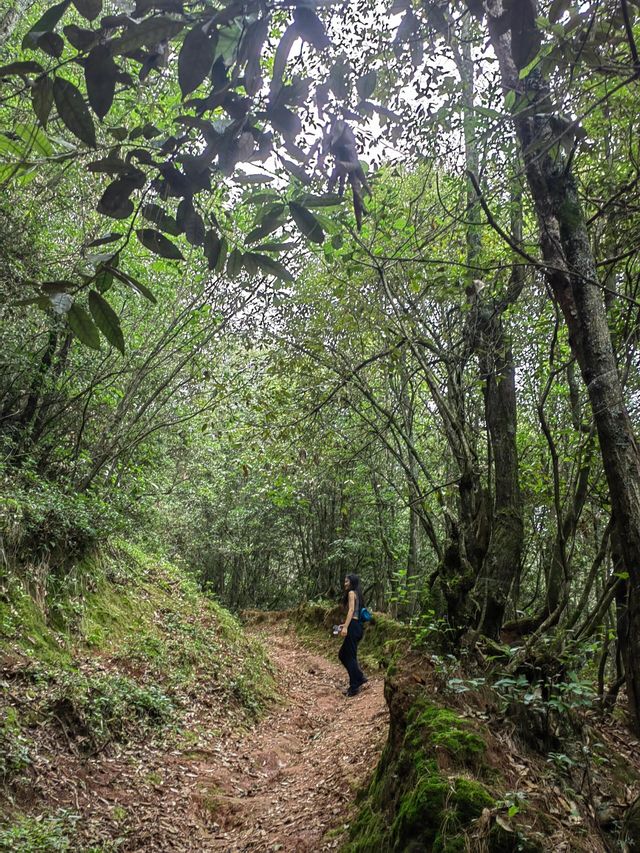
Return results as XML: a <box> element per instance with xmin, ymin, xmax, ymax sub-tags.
<box><xmin>0</xmin><ymin>541</ymin><xmax>275</xmax><ymax>851</ymax></box>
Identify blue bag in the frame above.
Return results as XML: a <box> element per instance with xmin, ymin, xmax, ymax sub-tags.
<box><xmin>360</xmin><ymin>606</ymin><xmax>373</xmax><ymax>622</ymax></box>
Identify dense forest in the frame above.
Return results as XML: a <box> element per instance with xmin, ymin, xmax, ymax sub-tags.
<box><xmin>2</xmin><ymin>0</ymin><xmax>640</xmax><ymax>850</ymax></box>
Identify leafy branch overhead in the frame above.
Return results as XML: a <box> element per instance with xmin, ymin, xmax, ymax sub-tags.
<box><xmin>5</xmin><ymin>4</ymin><xmax>358</xmax><ymax>242</ymax></box>
<box><xmin>0</xmin><ymin>0</ymin><xmax>386</xmax><ymax>347</ymax></box>
<box><xmin>3</xmin><ymin>0</ymin><xmax>637</xmax><ymax>356</ymax></box>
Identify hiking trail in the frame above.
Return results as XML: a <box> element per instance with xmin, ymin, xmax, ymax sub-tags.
<box><xmin>40</xmin><ymin>624</ymin><xmax>388</xmax><ymax>852</ymax></box>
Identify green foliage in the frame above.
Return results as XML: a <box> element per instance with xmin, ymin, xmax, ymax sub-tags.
<box><xmin>0</xmin><ymin>810</ymin><xmax>79</xmax><ymax>853</ymax></box>
<box><xmin>46</xmin><ymin>669</ymin><xmax>174</xmax><ymax>746</ymax></box>
<box><xmin>1</xmin><ymin>461</ymin><xmax>119</xmax><ymax>565</ymax></box>
<box><xmin>493</xmin><ymin>671</ymin><xmax>597</xmax><ymax>715</ymax></box>
<box><xmin>404</xmin><ymin>700</ymin><xmax>486</xmax><ymax>766</ymax></box>
<box><xmin>1</xmin><ymin>540</ymin><xmax>275</xmax><ymax>768</ymax></box>
<box><xmin>0</xmin><ymin>708</ymin><xmax>32</xmax><ymax>784</ymax></box>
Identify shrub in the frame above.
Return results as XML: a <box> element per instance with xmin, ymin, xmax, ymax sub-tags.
<box><xmin>0</xmin><ymin>810</ymin><xmax>78</xmax><ymax>852</ymax></box>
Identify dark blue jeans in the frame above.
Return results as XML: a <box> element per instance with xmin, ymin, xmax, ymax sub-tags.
<box><xmin>338</xmin><ymin>620</ymin><xmax>365</xmax><ymax>690</ymax></box>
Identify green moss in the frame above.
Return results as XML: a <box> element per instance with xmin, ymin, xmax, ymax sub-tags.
<box><xmin>347</xmin><ymin>691</ymin><xmax>495</xmax><ymax>852</ymax></box>
<box><xmin>345</xmin><ymin>803</ymin><xmax>389</xmax><ymax>852</ymax></box>
<box><xmin>2</xmin><ymin>539</ymin><xmax>276</xmax><ymax>766</ymax></box>
<box><xmin>0</xmin><ymin>575</ymin><xmax>71</xmax><ymax>668</ymax></box>
<box><xmin>392</xmin><ymin>775</ymin><xmax>448</xmax><ymax>845</ymax></box>
<box><xmin>391</xmin><ymin>774</ymin><xmax>493</xmax><ymax>848</ymax></box>
<box><xmin>451</xmin><ymin>778</ymin><xmax>494</xmax><ymax>821</ymax></box>
<box><xmin>405</xmin><ymin>701</ymin><xmax>486</xmax><ymax>766</ymax></box>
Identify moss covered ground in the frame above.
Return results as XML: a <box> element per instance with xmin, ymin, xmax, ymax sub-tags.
<box><xmin>345</xmin><ymin>695</ymin><xmax>503</xmax><ymax>853</ymax></box>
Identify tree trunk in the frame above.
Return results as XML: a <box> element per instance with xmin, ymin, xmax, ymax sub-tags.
<box><xmin>472</xmin><ymin>307</ymin><xmax>523</xmax><ymax>637</ymax></box>
<box><xmin>483</xmin><ymin>0</ymin><xmax>640</xmax><ymax>731</ymax></box>
<box><xmin>452</xmin><ymin>17</ymin><xmax>524</xmax><ymax>639</ymax></box>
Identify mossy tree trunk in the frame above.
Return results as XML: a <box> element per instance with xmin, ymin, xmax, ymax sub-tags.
<box><xmin>471</xmin><ymin>301</ymin><xmax>524</xmax><ymax>638</ymax></box>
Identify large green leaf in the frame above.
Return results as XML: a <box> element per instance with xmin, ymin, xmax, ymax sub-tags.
<box><xmin>227</xmin><ymin>248</ymin><xmax>244</xmax><ymax>278</ymax></box>
<box><xmin>0</xmin><ymin>61</ymin><xmax>44</xmax><ymax>76</ymax></box>
<box><xmin>297</xmin><ymin>193</ymin><xmax>344</xmax><ymax>208</ymax></box>
<box><xmin>36</xmin><ymin>31</ymin><xmax>64</xmax><ymax>58</ymax></box>
<box><xmin>13</xmin><ymin>123</ymin><xmax>53</xmax><ymax>157</ymax></box>
<box><xmin>328</xmin><ymin>53</ymin><xmax>351</xmax><ymax>100</ymax></box>
<box><xmin>178</xmin><ymin>23</ymin><xmax>217</xmax><ymax>97</ymax></box>
<box><xmin>136</xmin><ymin>229</ymin><xmax>184</xmax><ymax>260</ymax></box>
<box><xmin>89</xmin><ymin>290</ymin><xmax>125</xmax><ymax>354</ymax></box>
<box><xmin>249</xmin><ymin>253</ymin><xmax>294</xmax><ymax>282</ymax></box>
<box><xmin>293</xmin><ymin>7</ymin><xmax>330</xmax><ymax>50</ymax></box>
<box><xmin>111</xmin><ymin>17</ymin><xmax>185</xmax><ymax>55</ymax></box>
<box><xmin>72</xmin><ymin>0</ymin><xmax>101</xmax><ymax>21</ymax></box>
<box><xmin>86</xmin><ymin>232</ymin><xmax>122</xmax><ymax>248</ymax></box>
<box><xmin>203</xmin><ymin>229</ymin><xmax>221</xmax><ymax>270</ymax></box>
<box><xmin>356</xmin><ymin>69</ymin><xmax>377</xmax><ymax>101</ymax></box>
<box><xmin>53</xmin><ymin>77</ymin><xmax>96</xmax><ymax>147</ymax></box>
<box><xmin>97</xmin><ymin>179</ymin><xmax>136</xmax><ymax>219</ymax></box>
<box><xmin>289</xmin><ymin>202</ymin><xmax>324</xmax><ymax>244</ymax></box>
<box><xmin>142</xmin><ymin>203</ymin><xmax>181</xmax><ymax>236</ymax></box>
<box><xmin>246</xmin><ymin>203</ymin><xmax>286</xmax><ymax>243</ymax></box>
<box><xmin>22</xmin><ymin>0</ymin><xmax>71</xmax><ymax>49</ymax></box>
<box><xmin>85</xmin><ymin>45</ymin><xmax>117</xmax><ymax>119</ymax></box>
<box><xmin>67</xmin><ymin>303</ymin><xmax>101</xmax><ymax>349</ymax></box>
<box><xmin>108</xmin><ymin>266</ymin><xmax>157</xmax><ymax>303</ymax></box>
<box><xmin>32</xmin><ymin>75</ymin><xmax>54</xmax><ymax>128</ymax></box>
<box><xmin>63</xmin><ymin>24</ymin><xmax>98</xmax><ymax>50</ymax></box>
<box><xmin>214</xmin><ymin>236</ymin><xmax>228</xmax><ymax>273</ymax></box>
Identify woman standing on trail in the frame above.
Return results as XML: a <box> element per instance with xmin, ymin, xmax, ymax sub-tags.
<box><xmin>338</xmin><ymin>574</ymin><xmax>368</xmax><ymax>697</ymax></box>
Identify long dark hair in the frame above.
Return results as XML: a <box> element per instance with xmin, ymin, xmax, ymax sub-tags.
<box><xmin>343</xmin><ymin>573</ymin><xmax>364</xmax><ymax>608</ymax></box>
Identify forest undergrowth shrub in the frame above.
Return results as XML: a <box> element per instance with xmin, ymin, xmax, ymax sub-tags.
<box><xmin>46</xmin><ymin>669</ymin><xmax>174</xmax><ymax>748</ymax></box>
<box><xmin>0</xmin><ymin>808</ymin><xmax>80</xmax><ymax>852</ymax></box>
<box><xmin>487</xmin><ymin>634</ymin><xmax>600</xmax><ymax>754</ymax></box>
<box><xmin>0</xmin><ymin>540</ymin><xmax>276</xmax><ymax>820</ymax></box>
<box><xmin>0</xmin><ymin>463</ymin><xmax>119</xmax><ymax>571</ymax></box>
<box><xmin>0</xmin><ymin>708</ymin><xmax>32</xmax><ymax>784</ymax></box>
<box><xmin>345</xmin><ymin>641</ymin><xmax>616</xmax><ymax>852</ymax></box>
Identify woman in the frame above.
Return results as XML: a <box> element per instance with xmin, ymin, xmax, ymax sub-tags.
<box><xmin>338</xmin><ymin>574</ymin><xmax>368</xmax><ymax>697</ymax></box>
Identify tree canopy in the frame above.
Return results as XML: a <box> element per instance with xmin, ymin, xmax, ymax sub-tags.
<box><xmin>3</xmin><ymin>0</ymin><xmax>640</xmax><ymax>735</ymax></box>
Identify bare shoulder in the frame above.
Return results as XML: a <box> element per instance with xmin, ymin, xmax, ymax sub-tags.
<box><xmin>348</xmin><ymin>590</ymin><xmax>356</xmax><ymax>603</ymax></box>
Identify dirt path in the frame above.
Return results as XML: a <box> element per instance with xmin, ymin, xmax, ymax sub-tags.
<box><xmin>13</xmin><ymin>625</ymin><xmax>387</xmax><ymax>851</ymax></box>
<box><xmin>201</xmin><ymin>626</ymin><xmax>388</xmax><ymax>851</ymax></box>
